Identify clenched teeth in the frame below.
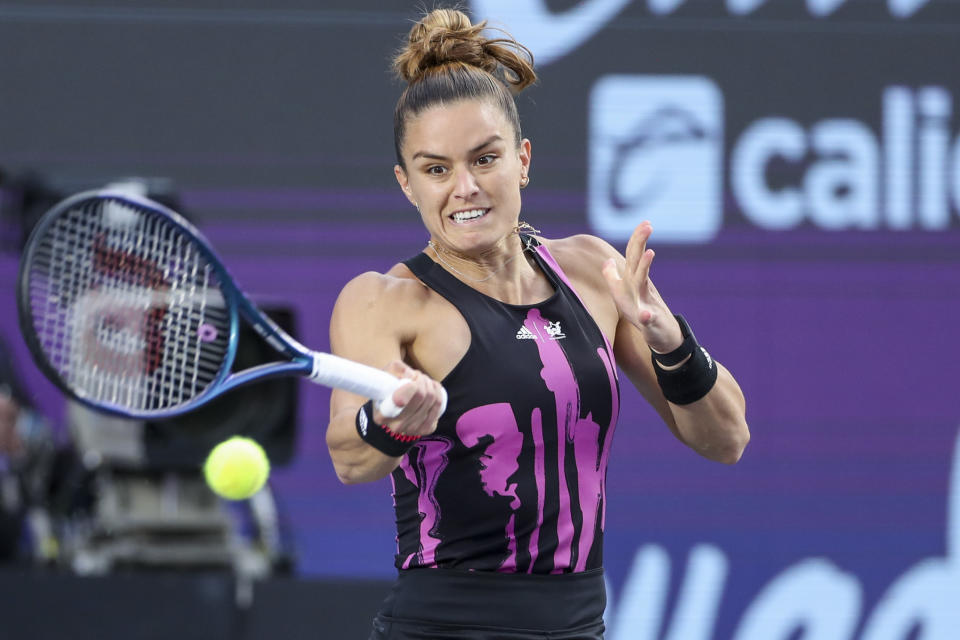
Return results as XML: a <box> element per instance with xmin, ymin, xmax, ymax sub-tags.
<box><xmin>451</xmin><ymin>208</ymin><xmax>488</xmax><ymax>223</ymax></box>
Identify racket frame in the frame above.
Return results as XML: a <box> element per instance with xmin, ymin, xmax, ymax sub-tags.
<box><xmin>18</xmin><ymin>190</ymin><xmax>321</xmax><ymax>419</ymax></box>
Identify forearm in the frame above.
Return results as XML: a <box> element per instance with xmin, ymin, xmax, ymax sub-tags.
<box><xmin>598</xmin><ymin>225</ymin><xmax>750</xmax><ymax>463</ymax></box>
<box><xmin>668</xmin><ymin>363</ymin><xmax>749</xmax><ymax>464</ymax></box>
<box><xmin>326</xmin><ymin>409</ymin><xmax>404</xmax><ymax>484</ymax></box>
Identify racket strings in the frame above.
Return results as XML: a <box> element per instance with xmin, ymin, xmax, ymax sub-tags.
<box><xmin>26</xmin><ymin>198</ymin><xmax>231</xmax><ymax>412</ymax></box>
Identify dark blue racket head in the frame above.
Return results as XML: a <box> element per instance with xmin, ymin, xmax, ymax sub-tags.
<box><xmin>17</xmin><ymin>190</ymin><xmax>242</xmax><ymax>418</ymax></box>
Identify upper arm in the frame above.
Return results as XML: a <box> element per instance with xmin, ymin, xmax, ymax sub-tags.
<box><xmin>330</xmin><ymin>272</ymin><xmax>403</xmax><ymax>365</ymax></box>
<box><xmin>328</xmin><ymin>271</ymin><xmax>417</xmax><ymax>415</ymax></box>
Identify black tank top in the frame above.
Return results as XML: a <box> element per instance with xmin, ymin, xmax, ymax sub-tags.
<box><xmin>393</xmin><ymin>237</ymin><xmax>620</xmax><ymax>574</ymax></box>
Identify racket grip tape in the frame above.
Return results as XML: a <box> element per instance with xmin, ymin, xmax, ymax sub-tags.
<box><xmin>309</xmin><ymin>353</ymin><xmax>447</xmax><ymax>419</ymax></box>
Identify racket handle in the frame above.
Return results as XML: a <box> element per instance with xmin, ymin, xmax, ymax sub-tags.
<box><xmin>376</xmin><ymin>380</ymin><xmax>407</xmax><ymax>419</ymax></box>
<box><xmin>377</xmin><ymin>381</ymin><xmax>449</xmax><ymax>419</ymax></box>
<box><xmin>309</xmin><ymin>353</ymin><xmax>448</xmax><ymax>419</ymax></box>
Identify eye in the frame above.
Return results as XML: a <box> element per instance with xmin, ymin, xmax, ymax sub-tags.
<box><xmin>426</xmin><ymin>165</ymin><xmax>447</xmax><ymax>176</ymax></box>
<box><xmin>476</xmin><ymin>154</ymin><xmax>497</xmax><ymax>166</ymax></box>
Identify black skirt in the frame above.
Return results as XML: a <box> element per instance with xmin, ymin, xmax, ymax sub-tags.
<box><xmin>369</xmin><ymin>567</ymin><xmax>606</xmax><ymax>639</ymax></box>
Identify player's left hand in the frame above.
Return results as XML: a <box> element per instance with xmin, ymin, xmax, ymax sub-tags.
<box><xmin>602</xmin><ymin>221</ymin><xmax>684</xmax><ymax>353</ymax></box>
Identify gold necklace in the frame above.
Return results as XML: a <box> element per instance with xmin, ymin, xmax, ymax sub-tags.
<box><xmin>428</xmin><ymin>223</ymin><xmax>540</xmax><ymax>284</ymax></box>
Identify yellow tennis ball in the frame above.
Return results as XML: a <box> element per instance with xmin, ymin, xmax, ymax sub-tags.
<box><xmin>203</xmin><ymin>436</ymin><xmax>270</xmax><ymax>500</ymax></box>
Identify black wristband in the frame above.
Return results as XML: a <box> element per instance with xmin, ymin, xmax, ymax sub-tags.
<box><xmin>651</xmin><ymin>314</ymin><xmax>698</xmax><ymax>366</ymax></box>
<box><xmin>355</xmin><ymin>400</ymin><xmax>420</xmax><ymax>457</ymax></box>
<box><xmin>651</xmin><ymin>314</ymin><xmax>718</xmax><ymax>405</ymax></box>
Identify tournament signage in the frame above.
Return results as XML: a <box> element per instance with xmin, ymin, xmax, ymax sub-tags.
<box><xmin>475</xmin><ymin>0</ymin><xmax>960</xmax><ymax>242</ymax></box>
<box><xmin>590</xmin><ymin>81</ymin><xmax>960</xmax><ymax>241</ymax></box>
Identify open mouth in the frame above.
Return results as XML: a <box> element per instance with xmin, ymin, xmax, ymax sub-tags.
<box><xmin>450</xmin><ymin>208</ymin><xmax>490</xmax><ymax>224</ymax></box>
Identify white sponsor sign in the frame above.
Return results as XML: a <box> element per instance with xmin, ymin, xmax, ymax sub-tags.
<box><xmin>732</xmin><ymin>85</ymin><xmax>959</xmax><ymax>232</ymax></box>
<box><xmin>588</xmin><ymin>78</ymin><xmax>960</xmax><ymax>242</ymax></box>
<box><xmin>588</xmin><ymin>75</ymin><xmax>724</xmax><ymax>243</ymax></box>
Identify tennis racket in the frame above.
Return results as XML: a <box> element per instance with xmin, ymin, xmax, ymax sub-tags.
<box><xmin>16</xmin><ymin>189</ymin><xmax>445</xmax><ymax>420</ymax></box>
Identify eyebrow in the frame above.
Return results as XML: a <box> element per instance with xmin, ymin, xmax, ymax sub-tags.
<box><xmin>411</xmin><ymin>135</ymin><xmax>504</xmax><ymax>162</ymax></box>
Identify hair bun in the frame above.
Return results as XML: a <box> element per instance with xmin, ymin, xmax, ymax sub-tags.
<box><xmin>393</xmin><ymin>9</ymin><xmax>535</xmax><ymax>93</ymax></box>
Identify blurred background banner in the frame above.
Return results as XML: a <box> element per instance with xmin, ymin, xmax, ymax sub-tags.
<box><xmin>0</xmin><ymin>1</ymin><xmax>959</xmax><ymax>638</ymax></box>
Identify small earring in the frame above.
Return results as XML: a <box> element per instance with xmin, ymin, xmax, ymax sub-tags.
<box><xmin>414</xmin><ymin>202</ymin><xmax>420</xmax><ymax>212</ymax></box>
<box><xmin>520</xmin><ymin>175</ymin><xmax>530</xmax><ymax>189</ymax></box>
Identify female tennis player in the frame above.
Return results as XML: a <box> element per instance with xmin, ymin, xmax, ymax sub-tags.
<box><xmin>326</xmin><ymin>8</ymin><xmax>750</xmax><ymax>638</ymax></box>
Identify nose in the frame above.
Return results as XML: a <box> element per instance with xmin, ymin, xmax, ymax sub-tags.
<box><xmin>452</xmin><ymin>166</ymin><xmax>480</xmax><ymax>200</ymax></box>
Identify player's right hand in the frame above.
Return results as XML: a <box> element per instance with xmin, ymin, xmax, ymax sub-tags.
<box><xmin>374</xmin><ymin>361</ymin><xmax>444</xmax><ymax>438</ymax></box>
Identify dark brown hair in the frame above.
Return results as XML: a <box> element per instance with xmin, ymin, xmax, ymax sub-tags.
<box><xmin>392</xmin><ymin>8</ymin><xmax>537</xmax><ymax>168</ymax></box>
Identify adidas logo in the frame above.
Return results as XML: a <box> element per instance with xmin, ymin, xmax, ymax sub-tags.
<box><xmin>701</xmin><ymin>347</ymin><xmax>714</xmax><ymax>369</ymax></box>
<box><xmin>516</xmin><ymin>320</ymin><xmax>567</xmax><ymax>340</ymax></box>
<box><xmin>516</xmin><ymin>326</ymin><xmax>537</xmax><ymax>340</ymax></box>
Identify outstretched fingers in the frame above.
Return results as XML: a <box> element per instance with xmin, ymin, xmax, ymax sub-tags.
<box><xmin>603</xmin><ymin>222</ymin><xmax>665</xmax><ymax>330</ymax></box>
<box><xmin>602</xmin><ymin>257</ymin><xmax>631</xmax><ymax>308</ymax></box>
<box><xmin>640</xmin><ymin>247</ymin><xmax>657</xmax><ymax>295</ymax></box>
<box><xmin>624</xmin><ymin>221</ymin><xmax>652</xmax><ymax>277</ymax></box>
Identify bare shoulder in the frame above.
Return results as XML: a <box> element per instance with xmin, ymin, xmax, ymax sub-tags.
<box><xmin>540</xmin><ymin>234</ymin><xmax>620</xmax><ymax>283</ymax></box>
<box><xmin>330</xmin><ymin>260</ymin><xmax>470</xmax><ymax>380</ymax></box>
<box><xmin>331</xmin><ymin>263</ymin><xmax>432</xmax><ymax>341</ymax></box>
<box><xmin>334</xmin><ymin>263</ymin><xmax>428</xmax><ymax>310</ymax></box>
